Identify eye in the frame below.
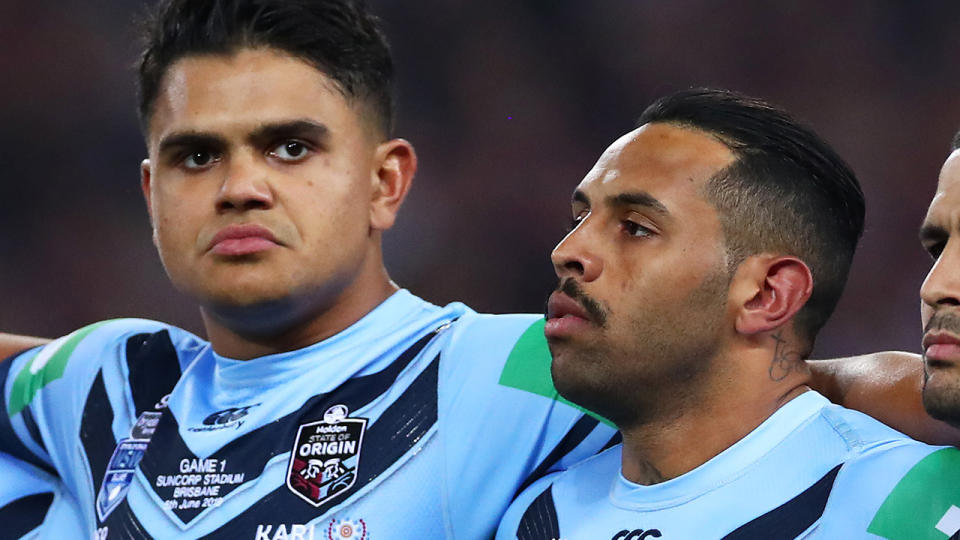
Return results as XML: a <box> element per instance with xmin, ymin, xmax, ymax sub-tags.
<box><xmin>565</xmin><ymin>211</ymin><xmax>588</xmax><ymax>234</ymax></box>
<box><xmin>182</xmin><ymin>150</ymin><xmax>221</xmax><ymax>170</ymax></box>
<box><xmin>622</xmin><ymin>220</ymin><xmax>654</xmax><ymax>238</ymax></box>
<box><xmin>268</xmin><ymin>140</ymin><xmax>311</xmax><ymax>162</ymax></box>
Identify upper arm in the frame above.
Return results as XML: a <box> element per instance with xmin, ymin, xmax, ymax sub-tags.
<box><xmin>809</xmin><ymin>351</ymin><xmax>960</xmax><ymax>445</ymax></box>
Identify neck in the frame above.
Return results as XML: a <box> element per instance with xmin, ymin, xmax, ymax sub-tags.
<box><xmin>620</xmin><ymin>338</ymin><xmax>811</xmax><ymax>485</ymax></box>
<box><xmin>201</xmin><ymin>258</ymin><xmax>398</xmax><ymax>360</ymax></box>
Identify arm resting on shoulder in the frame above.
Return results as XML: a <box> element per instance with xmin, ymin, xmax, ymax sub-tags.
<box><xmin>0</xmin><ymin>334</ymin><xmax>50</xmax><ymax>361</ymax></box>
<box><xmin>808</xmin><ymin>351</ymin><xmax>960</xmax><ymax>446</ymax></box>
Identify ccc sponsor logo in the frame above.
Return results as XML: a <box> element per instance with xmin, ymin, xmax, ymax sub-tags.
<box><xmin>203</xmin><ymin>405</ymin><xmax>258</xmax><ymax>426</ymax></box>
<box><xmin>611</xmin><ymin>529</ymin><xmax>662</xmax><ymax>540</ymax></box>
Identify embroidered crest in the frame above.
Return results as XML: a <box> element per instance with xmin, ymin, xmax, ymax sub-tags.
<box><xmin>95</xmin><ymin>411</ymin><xmax>161</xmax><ymax>520</ymax></box>
<box><xmin>287</xmin><ymin>405</ymin><xmax>367</xmax><ymax>507</ymax></box>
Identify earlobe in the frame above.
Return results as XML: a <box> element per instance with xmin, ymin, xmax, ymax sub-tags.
<box><xmin>735</xmin><ymin>256</ymin><xmax>813</xmax><ymax>336</ymax></box>
<box><xmin>140</xmin><ymin>159</ymin><xmax>160</xmax><ymax>247</ymax></box>
<box><xmin>140</xmin><ymin>159</ymin><xmax>153</xmax><ymax>220</ymax></box>
<box><xmin>370</xmin><ymin>139</ymin><xmax>417</xmax><ymax>231</ymax></box>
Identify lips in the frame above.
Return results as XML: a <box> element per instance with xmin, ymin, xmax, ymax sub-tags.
<box><xmin>923</xmin><ymin>332</ymin><xmax>960</xmax><ymax>366</ymax></box>
<box><xmin>544</xmin><ymin>292</ymin><xmax>593</xmax><ymax>338</ymax></box>
<box><xmin>208</xmin><ymin>224</ymin><xmax>281</xmax><ymax>256</ymax></box>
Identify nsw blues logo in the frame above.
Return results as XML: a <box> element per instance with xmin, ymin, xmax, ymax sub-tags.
<box><xmin>287</xmin><ymin>405</ymin><xmax>367</xmax><ymax>507</ymax></box>
<box><xmin>96</xmin><ymin>411</ymin><xmax>161</xmax><ymax>520</ymax></box>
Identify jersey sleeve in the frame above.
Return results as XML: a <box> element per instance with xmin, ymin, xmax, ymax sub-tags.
<box><xmin>0</xmin><ymin>451</ymin><xmax>86</xmax><ymax>539</ymax></box>
<box><xmin>0</xmin><ymin>319</ymin><xmax>197</xmax><ymax>505</ymax></box>
<box><xmin>437</xmin><ymin>314</ymin><xmax>617</xmax><ymax>538</ymax></box>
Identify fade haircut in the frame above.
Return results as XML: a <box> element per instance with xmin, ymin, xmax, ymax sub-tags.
<box><xmin>637</xmin><ymin>88</ymin><xmax>865</xmax><ymax>344</ymax></box>
<box><xmin>137</xmin><ymin>0</ymin><xmax>394</xmax><ymax>136</ymax></box>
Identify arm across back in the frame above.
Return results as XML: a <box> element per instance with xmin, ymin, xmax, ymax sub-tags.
<box><xmin>0</xmin><ymin>334</ymin><xmax>50</xmax><ymax>362</ymax></box>
<box><xmin>809</xmin><ymin>351</ymin><xmax>960</xmax><ymax>445</ymax></box>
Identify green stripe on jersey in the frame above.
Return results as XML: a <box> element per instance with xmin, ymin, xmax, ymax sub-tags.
<box><xmin>867</xmin><ymin>447</ymin><xmax>960</xmax><ymax>539</ymax></box>
<box><xmin>498</xmin><ymin>318</ymin><xmax>614</xmax><ymax>427</ymax></box>
<box><xmin>7</xmin><ymin>321</ymin><xmax>111</xmax><ymax>416</ymax></box>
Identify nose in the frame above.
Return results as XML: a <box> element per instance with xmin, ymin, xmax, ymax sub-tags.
<box><xmin>921</xmin><ymin>239</ymin><xmax>960</xmax><ymax>310</ymax></box>
<box><xmin>551</xmin><ymin>219</ymin><xmax>602</xmax><ymax>282</ymax></box>
<box><xmin>215</xmin><ymin>155</ymin><xmax>275</xmax><ymax>213</ymax></box>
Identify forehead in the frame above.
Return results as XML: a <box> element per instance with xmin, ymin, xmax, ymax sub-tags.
<box><xmin>577</xmin><ymin>123</ymin><xmax>736</xmax><ymax>203</ymax></box>
<box><xmin>925</xmin><ymin>150</ymin><xmax>960</xmax><ymax>228</ymax></box>
<box><xmin>148</xmin><ymin>48</ymin><xmax>359</xmax><ymax>149</ymax></box>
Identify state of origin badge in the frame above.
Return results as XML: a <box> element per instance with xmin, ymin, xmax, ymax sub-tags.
<box><xmin>287</xmin><ymin>404</ymin><xmax>367</xmax><ymax>506</ymax></box>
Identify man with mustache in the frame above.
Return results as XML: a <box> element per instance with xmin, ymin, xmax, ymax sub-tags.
<box><xmin>0</xmin><ymin>0</ymin><xmax>617</xmax><ymax>537</ymax></box>
<box><xmin>497</xmin><ymin>88</ymin><xmax>957</xmax><ymax>539</ymax></box>
<box><xmin>920</xmin><ymin>134</ymin><xmax>960</xmax><ymax>428</ymax></box>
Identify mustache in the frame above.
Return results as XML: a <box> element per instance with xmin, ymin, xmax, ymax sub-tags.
<box><xmin>547</xmin><ymin>278</ymin><xmax>608</xmax><ymax>327</ymax></box>
<box><xmin>925</xmin><ymin>311</ymin><xmax>960</xmax><ymax>337</ymax></box>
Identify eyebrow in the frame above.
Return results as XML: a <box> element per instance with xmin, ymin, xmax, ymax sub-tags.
<box><xmin>157</xmin><ymin>132</ymin><xmax>225</xmax><ymax>155</ymax></box>
<box><xmin>572</xmin><ymin>189</ymin><xmax>670</xmax><ymax>216</ymax></box>
<box><xmin>919</xmin><ymin>222</ymin><xmax>948</xmax><ymax>244</ymax></box>
<box><xmin>157</xmin><ymin>119</ymin><xmax>330</xmax><ymax>155</ymax></box>
<box><xmin>247</xmin><ymin>119</ymin><xmax>330</xmax><ymax>147</ymax></box>
<box><xmin>610</xmin><ymin>192</ymin><xmax>670</xmax><ymax>215</ymax></box>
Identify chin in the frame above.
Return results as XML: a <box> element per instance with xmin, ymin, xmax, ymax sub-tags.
<box><xmin>922</xmin><ymin>371</ymin><xmax>960</xmax><ymax>429</ymax></box>
<box><xmin>551</xmin><ymin>351</ymin><xmax>622</xmax><ymax>423</ymax></box>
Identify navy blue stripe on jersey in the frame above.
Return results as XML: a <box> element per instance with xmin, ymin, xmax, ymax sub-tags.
<box><xmin>134</xmin><ymin>327</ymin><xmax>443</xmax><ymax>526</ymax></box>
<box><xmin>0</xmin><ymin>350</ymin><xmax>56</xmax><ymax>476</ymax></box>
<box><xmin>199</xmin><ymin>353</ymin><xmax>441</xmax><ymax>539</ymax></box>
<box><xmin>125</xmin><ymin>331</ymin><xmax>182</xmax><ymax>416</ymax></box>
<box><xmin>721</xmin><ymin>464</ymin><xmax>842</xmax><ymax>539</ymax></box>
<box><xmin>0</xmin><ymin>491</ymin><xmax>54</xmax><ymax>539</ymax></box>
<box><xmin>951</xmin><ymin>530</ymin><xmax>960</xmax><ymax>540</ymax></box>
<box><xmin>19</xmin><ymin>403</ymin><xmax>47</xmax><ymax>454</ymax></box>
<box><xmin>80</xmin><ymin>369</ymin><xmax>118</xmax><ymax>519</ymax></box>
<box><xmin>514</xmin><ymin>415</ymin><xmax>599</xmax><ymax>498</ymax></box>
<box><xmin>517</xmin><ymin>485</ymin><xmax>561</xmax><ymax>540</ymax></box>
<box><xmin>601</xmin><ymin>432</ymin><xmax>622</xmax><ymax>452</ymax></box>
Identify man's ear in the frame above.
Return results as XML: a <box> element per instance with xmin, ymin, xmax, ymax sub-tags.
<box><xmin>733</xmin><ymin>255</ymin><xmax>813</xmax><ymax>336</ymax></box>
<box><xmin>370</xmin><ymin>138</ymin><xmax>417</xmax><ymax>231</ymax></box>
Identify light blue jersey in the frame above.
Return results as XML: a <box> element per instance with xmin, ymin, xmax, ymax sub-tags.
<box><xmin>0</xmin><ymin>452</ymin><xmax>85</xmax><ymax>539</ymax></box>
<box><xmin>498</xmin><ymin>391</ymin><xmax>960</xmax><ymax>540</ymax></box>
<box><xmin>1</xmin><ymin>290</ymin><xmax>615</xmax><ymax>539</ymax></box>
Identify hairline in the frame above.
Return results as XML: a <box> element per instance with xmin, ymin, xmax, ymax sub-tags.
<box><xmin>139</xmin><ymin>45</ymin><xmax>389</xmax><ymax>141</ymax></box>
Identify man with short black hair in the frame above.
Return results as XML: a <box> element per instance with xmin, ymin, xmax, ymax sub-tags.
<box><xmin>0</xmin><ymin>1</ymin><xmax>614</xmax><ymax>537</ymax></box>
<box><xmin>497</xmin><ymin>89</ymin><xmax>955</xmax><ymax>539</ymax></box>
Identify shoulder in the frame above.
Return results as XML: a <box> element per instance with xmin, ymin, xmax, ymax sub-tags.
<box><xmin>5</xmin><ymin>319</ymin><xmax>204</xmax><ymax>416</ymax></box>
<box><xmin>441</xmin><ymin>313</ymin><xmax>546</xmax><ymax>385</ymax></box>
<box><xmin>815</xmin><ymin>404</ymin><xmax>956</xmax><ymax>537</ymax></box>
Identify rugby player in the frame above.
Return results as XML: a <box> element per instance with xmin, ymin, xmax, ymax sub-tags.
<box><xmin>0</xmin><ymin>1</ymin><xmax>617</xmax><ymax>537</ymax></box>
<box><xmin>497</xmin><ymin>89</ymin><xmax>958</xmax><ymax>539</ymax></box>
<box><xmin>1</xmin><ymin>2</ymin><xmax>955</xmax><ymax>539</ymax></box>
<box><xmin>817</xmin><ymin>132</ymin><xmax>960</xmax><ymax>441</ymax></box>
<box><xmin>918</xmin><ymin>133</ymin><xmax>960</xmax><ymax>431</ymax></box>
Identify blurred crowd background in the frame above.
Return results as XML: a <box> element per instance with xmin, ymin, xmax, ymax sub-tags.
<box><xmin>3</xmin><ymin>1</ymin><xmax>960</xmax><ymax>358</ymax></box>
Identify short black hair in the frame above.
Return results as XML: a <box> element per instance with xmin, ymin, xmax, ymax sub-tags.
<box><xmin>637</xmin><ymin>88</ymin><xmax>865</xmax><ymax>345</ymax></box>
<box><xmin>951</xmin><ymin>129</ymin><xmax>960</xmax><ymax>152</ymax></box>
<box><xmin>137</xmin><ymin>0</ymin><xmax>394</xmax><ymax>136</ymax></box>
